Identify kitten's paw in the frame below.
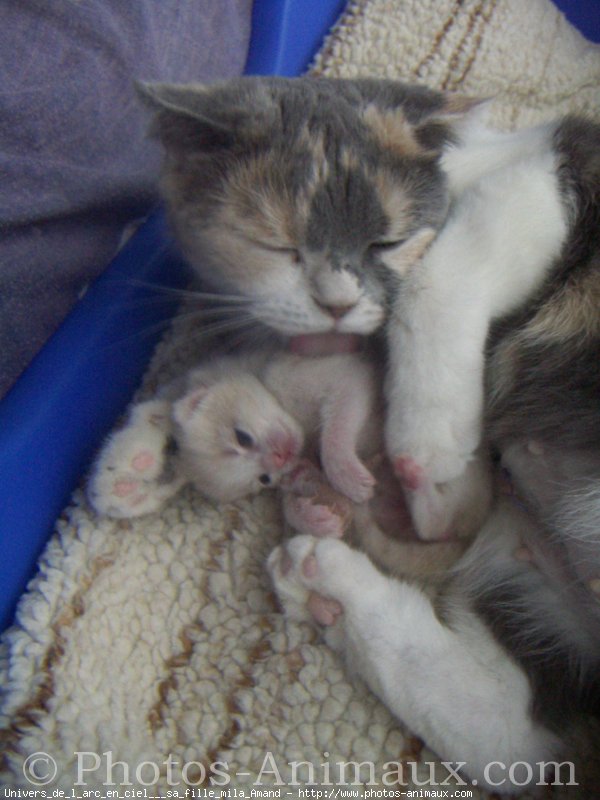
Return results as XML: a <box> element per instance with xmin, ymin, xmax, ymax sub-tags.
<box><xmin>322</xmin><ymin>454</ymin><xmax>376</xmax><ymax>504</ymax></box>
<box><xmin>87</xmin><ymin>399</ymin><xmax>184</xmax><ymax>518</ymax></box>
<box><xmin>288</xmin><ymin>497</ymin><xmax>346</xmax><ymax>538</ymax></box>
<box><xmin>280</xmin><ymin>459</ymin><xmax>323</xmax><ymax>495</ymax></box>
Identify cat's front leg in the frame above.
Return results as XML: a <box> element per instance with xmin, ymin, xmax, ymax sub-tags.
<box><xmin>402</xmin><ymin>451</ymin><xmax>493</xmax><ymax>541</ymax></box>
<box><xmin>384</xmin><ymin>230</ymin><xmax>492</xmax><ymax>538</ymax></box>
<box><xmin>87</xmin><ymin>399</ymin><xmax>186</xmax><ymax>518</ymax></box>
<box><xmin>268</xmin><ymin>535</ymin><xmax>560</xmax><ymax>793</ymax></box>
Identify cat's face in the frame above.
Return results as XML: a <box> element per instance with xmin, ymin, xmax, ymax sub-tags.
<box><xmin>173</xmin><ymin>373</ymin><xmax>304</xmax><ymax>502</ymax></box>
<box><xmin>140</xmin><ymin>77</ymin><xmax>475</xmax><ymax>338</ymax></box>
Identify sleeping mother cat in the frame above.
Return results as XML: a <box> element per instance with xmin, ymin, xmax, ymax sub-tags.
<box><xmin>139</xmin><ymin>77</ymin><xmax>600</xmax><ymax>794</ymax></box>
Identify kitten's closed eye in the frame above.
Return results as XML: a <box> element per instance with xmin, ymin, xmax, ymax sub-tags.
<box><xmin>234</xmin><ymin>428</ymin><xmax>254</xmax><ymax>448</ymax></box>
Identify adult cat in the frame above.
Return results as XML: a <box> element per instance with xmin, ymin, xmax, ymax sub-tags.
<box><xmin>139</xmin><ymin>77</ymin><xmax>600</xmax><ymax>792</ymax></box>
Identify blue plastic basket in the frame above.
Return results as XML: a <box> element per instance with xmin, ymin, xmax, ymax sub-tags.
<box><xmin>0</xmin><ymin>0</ymin><xmax>347</xmax><ymax>632</ymax></box>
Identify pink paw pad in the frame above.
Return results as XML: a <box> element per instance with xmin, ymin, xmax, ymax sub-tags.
<box><xmin>297</xmin><ymin>499</ymin><xmax>344</xmax><ymax>538</ymax></box>
<box><xmin>302</xmin><ymin>555</ymin><xmax>318</xmax><ymax>579</ymax></box>
<box><xmin>131</xmin><ymin>451</ymin><xmax>156</xmax><ymax>471</ymax></box>
<box><xmin>393</xmin><ymin>456</ymin><xmax>424</xmax><ymax>491</ymax></box>
<box><xmin>113</xmin><ymin>479</ymin><xmax>139</xmax><ymax>498</ymax></box>
<box><xmin>307</xmin><ymin>592</ymin><xmax>344</xmax><ymax>626</ymax></box>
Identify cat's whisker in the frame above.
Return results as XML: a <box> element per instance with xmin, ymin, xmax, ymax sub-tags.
<box><xmin>97</xmin><ymin>309</ymin><xmax>258</xmax><ymax>358</ymax></box>
<box><xmin>175</xmin><ymin>314</ymin><xmax>259</xmax><ymax>342</ymax></box>
<box><xmin>173</xmin><ymin>305</ymin><xmax>251</xmax><ymax>320</ymax></box>
<box><xmin>121</xmin><ymin>278</ymin><xmax>252</xmax><ymax>304</ymax></box>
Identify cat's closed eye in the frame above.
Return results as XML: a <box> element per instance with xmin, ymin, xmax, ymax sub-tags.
<box><xmin>369</xmin><ymin>240</ymin><xmax>406</xmax><ymax>253</ymax></box>
<box><xmin>254</xmin><ymin>240</ymin><xmax>302</xmax><ymax>264</ymax></box>
<box><xmin>234</xmin><ymin>428</ymin><xmax>254</xmax><ymax>448</ymax></box>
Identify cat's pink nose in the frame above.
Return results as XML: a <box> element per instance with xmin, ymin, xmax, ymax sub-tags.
<box><xmin>315</xmin><ymin>301</ymin><xmax>356</xmax><ymax>320</ymax></box>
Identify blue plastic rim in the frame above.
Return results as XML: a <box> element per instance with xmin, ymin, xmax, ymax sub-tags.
<box><xmin>0</xmin><ymin>0</ymin><xmax>348</xmax><ymax>632</ymax></box>
<box><xmin>245</xmin><ymin>0</ymin><xmax>347</xmax><ymax>76</ymax></box>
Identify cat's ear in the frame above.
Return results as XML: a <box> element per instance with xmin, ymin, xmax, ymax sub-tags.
<box><xmin>360</xmin><ymin>90</ymin><xmax>488</xmax><ymax>157</ymax></box>
<box><xmin>438</xmin><ymin>94</ymin><xmax>489</xmax><ymax>117</ymax></box>
<box><xmin>415</xmin><ymin>94</ymin><xmax>490</xmax><ymax>152</ymax></box>
<box><xmin>136</xmin><ymin>80</ymin><xmax>275</xmax><ymax>152</ymax></box>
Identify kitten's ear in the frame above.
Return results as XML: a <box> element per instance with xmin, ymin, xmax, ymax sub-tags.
<box><xmin>173</xmin><ymin>367</ymin><xmax>218</xmax><ymax>425</ymax></box>
<box><xmin>136</xmin><ymin>80</ymin><xmax>275</xmax><ymax>152</ymax></box>
<box><xmin>173</xmin><ymin>383</ymin><xmax>213</xmax><ymax>425</ymax></box>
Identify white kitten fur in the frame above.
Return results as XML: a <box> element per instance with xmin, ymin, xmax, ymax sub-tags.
<box><xmin>87</xmin><ymin>352</ymin><xmax>389</xmax><ymax>514</ymax></box>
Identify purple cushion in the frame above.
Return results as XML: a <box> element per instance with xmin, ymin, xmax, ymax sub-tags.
<box><xmin>0</xmin><ymin>0</ymin><xmax>252</xmax><ymax>397</ymax></box>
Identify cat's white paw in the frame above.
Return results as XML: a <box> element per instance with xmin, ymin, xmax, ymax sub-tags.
<box><xmin>87</xmin><ymin>400</ymin><xmax>184</xmax><ymax>518</ymax></box>
<box><xmin>385</xmin><ymin>376</ymin><xmax>481</xmax><ymax>484</ymax></box>
<box><xmin>268</xmin><ymin>537</ymin><xmax>346</xmax><ymax>630</ymax></box>
<box><xmin>268</xmin><ymin>535</ymin><xmax>379</xmax><ymax>629</ymax></box>
<box><xmin>384</xmin><ymin>398</ymin><xmax>480</xmax><ymax>539</ymax></box>
<box><xmin>267</xmin><ymin>538</ymin><xmax>316</xmax><ymax>624</ymax></box>
<box><xmin>396</xmin><ymin>453</ymin><xmax>493</xmax><ymax>541</ymax></box>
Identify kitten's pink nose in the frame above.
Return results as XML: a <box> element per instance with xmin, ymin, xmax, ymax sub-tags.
<box><xmin>271</xmin><ymin>451</ymin><xmax>289</xmax><ymax>468</ymax></box>
<box><xmin>265</xmin><ymin>431</ymin><xmax>301</xmax><ymax>470</ymax></box>
<box><xmin>315</xmin><ymin>301</ymin><xmax>356</xmax><ymax>320</ymax></box>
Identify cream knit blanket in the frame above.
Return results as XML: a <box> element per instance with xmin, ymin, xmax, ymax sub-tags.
<box><xmin>2</xmin><ymin>0</ymin><xmax>599</xmax><ymax>795</ymax></box>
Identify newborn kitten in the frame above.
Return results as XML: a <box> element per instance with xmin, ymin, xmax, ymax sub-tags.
<box><xmin>87</xmin><ymin>350</ymin><xmax>379</xmax><ymax>513</ymax></box>
<box><xmin>88</xmin><ymin>350</ymin><xmax>472</xmax><ymax>582</ymax></box>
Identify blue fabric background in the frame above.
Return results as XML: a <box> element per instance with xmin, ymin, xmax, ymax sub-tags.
<box><xmin>0</xmin><ymin>0</ymin><xmax>252</xmax><ymax>397</ymax></box>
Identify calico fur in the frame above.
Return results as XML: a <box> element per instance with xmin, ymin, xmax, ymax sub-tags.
<box><xmin>139</xmin><ymin>77</ymin><xmax>600</xmax><ymax>793</ymax></box>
